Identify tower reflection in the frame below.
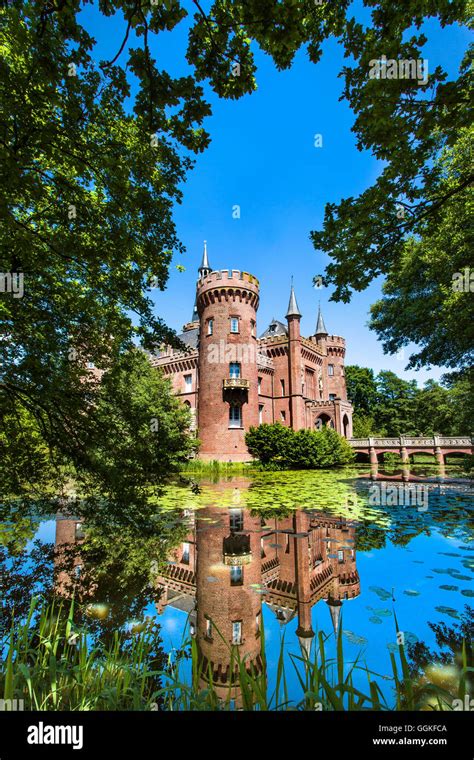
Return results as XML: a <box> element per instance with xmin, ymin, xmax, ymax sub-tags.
<box><xmin>155</xmin><ymin>478</ymin><xmax>360</xmax><ymax>704</ymax></box>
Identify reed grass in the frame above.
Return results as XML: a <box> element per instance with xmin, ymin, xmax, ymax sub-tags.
<box><xmin>1</xmin><ymin>599</ymin><xmax>470</xmax><ymax>711</ymax></box>
<box><xmin>181</xmin><ymin>460</ymin><xmax>255</xmax><ymax>476</ymax></box>
<box><xmin>1</xmin><ymin>597</ymin><xmax>163</xmax><ymax>710</ymax></box>
<box><xmin>156</xmin><ymin>614</ymin><xmax>471</xmax><ymax>711</ymax></box>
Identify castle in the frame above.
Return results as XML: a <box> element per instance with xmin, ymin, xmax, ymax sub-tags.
<box><xmin>152</xmin><ymin>244</ymin><xmax>353</xmax><ymax>461</ymax></box>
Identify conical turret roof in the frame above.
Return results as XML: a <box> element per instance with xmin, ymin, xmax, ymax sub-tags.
<box><xmin>315</xmin><ymin>303</ymin><xmax>328</xmax><ymax>336</ymax></box>
<box><xmin>198</xmin><ymin>240</ymin><xmax>211</xmax><ymax>277</ymax></box>
<box><xmin>286</xmin><ymin>281</ymin><xmax>302</xmax><ymax>318</ymax></box>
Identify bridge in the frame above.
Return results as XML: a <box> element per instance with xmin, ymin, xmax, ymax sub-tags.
<box><xmin>348</xmin><ymin>436</ymin><xmax>473</xmax><ymax>465</ymax></box>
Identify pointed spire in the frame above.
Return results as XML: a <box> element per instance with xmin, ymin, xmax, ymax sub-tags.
<box><xmin>286</xmin><ymin>278</ymin><xmax>302</xmax><ymax>319</ymax></box>
<box><xmin>315</xmin><ymin>302</ymin><xmax>328</xmax><ymax>336</ymax></box>
<box><xmin>198</xmin><ymin>240</ymin><xmax>212</xmax><ymax>277</ymax></box>
<box><xmin>327</xmin><ymin>597</ymin><xmax>342</xmax><ymax>635</ymax></box>
<box><xmin>297</xmin><ymin>632</ymin><xmax>314</xmax><ymax>660</ymax></box>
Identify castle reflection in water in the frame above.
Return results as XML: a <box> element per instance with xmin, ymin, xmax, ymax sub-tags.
<box><xmin>55</xmin><ymin>478</ymin><xmax>360</xmax><ymax>705</ymax></box>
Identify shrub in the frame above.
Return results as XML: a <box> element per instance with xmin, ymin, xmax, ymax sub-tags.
<box><xmin>246</xmin><ymin>424</ymin><xmax>354</xmax><ymax>469</ymax></box>
<box><xmin>245</xmin><ymin>423</ymin><xmax>292</xmax><ymax>465</ymax></box>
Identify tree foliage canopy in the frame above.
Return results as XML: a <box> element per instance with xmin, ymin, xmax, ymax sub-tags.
<box><xmin>346</xmin><ymin>364</ymin><xmax>474</xmax><ymax>437</ymax></box>
<box><xmin>1</xmin><ymin>1</ymin><xmax>471</xmax><ymax>498</ymax></box>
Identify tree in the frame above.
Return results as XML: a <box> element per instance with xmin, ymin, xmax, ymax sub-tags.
<box><xmin>374</xmin><ymin>370</ymin><xmax>419</xmax><ymax>435</ymax></box>
<box><xmin>345</xmin><ymin>365</ymin><xmax>378</xmax><ymax>414</ymax></box>
<box><xmin>310</xmin><ymin>2</ymin><xmax>472</xmax><ymax>369</ymax></box>
<box><xmin>369</xmin><ymin>131</ymin><xmax>474</xmax><ymax>369</ymax></box>
<box><xmin>347</xmin><ymin>365</ymin><xmax>473</xmax><ymax>437</ymax></box>
<box><xmin>407</xmin><ymin>606</ymin><xmax>473</xmax><ymax>700</ymax></box>
<box><xmin>413</xmin><ymin>380</ymin><xmax>454</xmax><ymax>436</ymax></box>
<box><xmin>1</xmin><ymin>2</ymin><xmax>208</xmax><ymax>495</ymax></box>
<box><xmin>444</xmin><ymin>368</ymin><xmax>474</xmax><ymax>435</ymax></box>
<box><xmin>352</xmin><ymin>413</ymin><xmax>378</xmax><ymax>438</ymax></box>
<box><xmin>0</xmin><ymin>348</ymin><xmax>196</xmax><ymax>514</ymax></box>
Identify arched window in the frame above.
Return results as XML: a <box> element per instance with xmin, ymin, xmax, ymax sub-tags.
<box><xmin>342</xmin><ymin>414</ymin><xmax>350</xmax><ymax>438</ymax></box>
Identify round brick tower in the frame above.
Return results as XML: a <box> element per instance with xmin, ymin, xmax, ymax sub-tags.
<box><xmin>195</xmin><ymin>494</ymin><xmax>264</xmax><ymax>706</ymax></box>
<box><xmin>196</xmin><ymin>269</ymin><xmax>260</xmax><ymax>461</ymax></box>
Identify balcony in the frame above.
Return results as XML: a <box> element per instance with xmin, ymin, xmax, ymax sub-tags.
<box><xmin>223</xmin><ymin>378</ymin><xmax>250</xmax><ymax>390</ymax></box>
<box><xmin>223</xmin><ymin>534</ymin><xmax>252</xmax><ymax>565</ymax></box>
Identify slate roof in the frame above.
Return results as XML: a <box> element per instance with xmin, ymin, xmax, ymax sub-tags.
<box><xmin>259</xmin><ymin>319</ymin><xmax>288</xmax><ymax>339</ymax></box>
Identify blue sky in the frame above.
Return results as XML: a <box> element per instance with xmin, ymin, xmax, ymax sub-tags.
<box><xmin>79</xmin><ymin>2</ymin><xmax>470</xmax><ymax>384</ymax></box>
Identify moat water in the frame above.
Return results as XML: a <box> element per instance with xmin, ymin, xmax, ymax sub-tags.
<box><xmin>2</xmin><ymin>466</ymin><xmax>473</xmax><ymax>709</ymax></box>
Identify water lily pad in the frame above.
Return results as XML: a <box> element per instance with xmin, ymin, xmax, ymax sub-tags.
<box><xmin>439</xmin><ymin>585</ymin><xmax>458</xmax><ymax>591</ymax></box>
<box><xmin>369</xmin><ymin>616</ymin><xmax>383</xmax><ymax>625</ymax></box>
<box><xmin>343</xmin><ymin>630</ymin><xmax>367</xmax><ymax>646</ymax></box>
<box><xmin>438</xmin><ymin>552</ymin><xmax>461</xmax><ymax>557</ymax></box>
<box><xmin>461</xmin><ymin>589</ymin><xmax>474</xmax><ymax>597</ymax></box>
<box><xmin>404</xmin><ymin>590</ymin><xmax>420</xmax><ymax>597</ymax></box>
<box><xmin>369</xmin><ymin>586</ymin><xmax>392</xmax><ymax>601</ymax></box>
<box><xmin>435</xmin><ymin>606</ymin><xmax>460</xmax><ymax>620</ymax></box>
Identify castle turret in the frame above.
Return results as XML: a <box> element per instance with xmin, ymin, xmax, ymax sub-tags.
<box><xmin>293</xmin><ymin>511</ymin><xmax>314</xmax><ymax>657</ymax></box>
<box><xmin>314</xmin><ymin>304</ymin><xmax>348</xmax><ymax>399</ymax></box>
<box><xmin>195</xmin><ymin>488</ymin><xmax>264</xmax><ymax>705</ymax></box>
<box><xmin>196</xmin><ymin>269</ymin><xmax>260</xmax><ymax>461</ymax></box>
<box><xmin>286</xmin><ymin>282</ymin><xmax>305</xmax><ymax>430</ymax></box>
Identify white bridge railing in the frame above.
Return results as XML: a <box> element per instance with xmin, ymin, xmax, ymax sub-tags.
<box><xmin>349</xmin><ymin>436</ymin><xmax>473</xmax><ymax>448</ymax></box>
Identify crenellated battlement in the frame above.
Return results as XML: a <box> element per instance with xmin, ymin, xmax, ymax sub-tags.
<box><xmin>196</xmin><ymin>269</ymin><xmax>259</xmax><ymax>313</ymax></box>
<box><xmin>197</xmin><ymin>269</ymin><xmax>259</xmax><ymax>289</ymax></box>
<box><xmin>326</xmin><ymin>335</ymin><xmax>346</xmax><ymax>347</ymax></box>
